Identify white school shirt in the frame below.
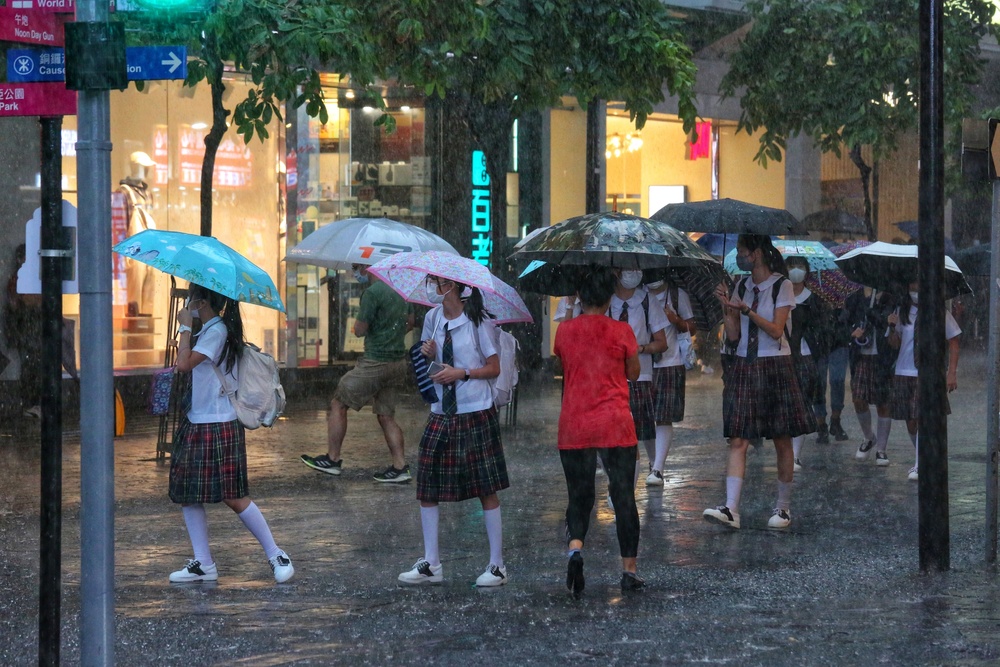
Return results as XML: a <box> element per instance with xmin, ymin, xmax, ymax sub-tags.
<box><xmin>651</xmin><ymin>287</ymin><xmax>695</xmax><ymax>369</ymax></box>
<box><xmin>890</xmin><ymin>305</ymin><xmax>961</xmax><ymax>377</ymax></box>
<box><xmin>731</xmin><ymin>273</ymin><xmax>796</xmax><ymax>358</ymax></box>
<box><xmin>554</xmin><ymin>295</ymin><xmax>582</xmax><ymax>322</ymax></box>
<box><xmin>609</xmin><ymin>286</ymin><xmax>669</xmax><ymax>381</ymax></box>
<box><xmin>422</xmin><ymin>308</ymin><xmax>499</xmax><ymax>415</ymax></box>
<box><xmin>794</xmin><ymin>287</ymin><xmax>813</xmax><ymax>357</ymax></box>
<box><xmin>859</xmin><ymin>290</ymin><xmax>880</xmax><ymax>356</ymax></box>
<box><xmin>188</xmin><ymin>317</ymin><xmax>238</xmax><ymax>424</ymax></box>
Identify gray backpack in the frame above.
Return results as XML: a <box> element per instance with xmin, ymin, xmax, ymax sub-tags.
<box><xmin>212</xmin><ymin>343</ymin><xmax>285</xmax><ymax>429</ymax></box>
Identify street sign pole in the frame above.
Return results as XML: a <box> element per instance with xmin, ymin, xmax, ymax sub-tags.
<box><xmin>75</xmin><ymin>0</ymin><xmax>116</xmax><ymax>664</ymax></box>
<box><xmin>917</xmin><ymin>0</ymin><xmax>949</xmax><ymax>573</ymax></box>
<box><xmin>987</xmin><ymin>118</ymin><xmax>1000</xmax><ymax>564</ymax></box>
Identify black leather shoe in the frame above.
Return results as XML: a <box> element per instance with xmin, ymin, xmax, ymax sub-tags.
<box><xmin>816</xmin><ymin>423</ymin><xmax>829</xmax><ymax>444</ymax></box>
<box><xmin>830</xmin><ymin>419</ymin><xmax>849</xmax><ymax>441</ymax></box>
<box><xmin>567</xmin><ymin>552</ymin><xmax>584</xmax><ymax>599</ymax></box>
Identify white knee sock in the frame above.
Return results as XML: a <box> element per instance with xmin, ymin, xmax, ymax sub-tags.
<box><xmin>876</xmin><ymin>417</ymin><xmax>892</xmax><ymax>453</ymax></box>
<box><xmin>726</xmin><ymin>476</ymin><xmax>744</xmax><ymax>513</ymax></box>
<box><xmin>641</xmin><ymin>439</ymin><xmax>655</xmax><ymax>467</ymax></box>
<box><xmin>776</xmin><ymin>480</ymin><xmax>793</xmax><ymax>511</ymax></box>
<box><xmin>420</xmin><ymin>505</ymin><xmax>440</xmax><ymax>566</ymax></box>
<box><xmin>792</xmin><ymin>435</ymin><xmax>804</xmax><ymax>460</ymax></box>
<box><xmin>237</xmin><ymin>501</ymin><xmax>280</xmax><ymax>560</ymax></box>
<box><xmin>653</xmin><ymin>425</ymin><xmax>673</xmax><ymax>472</ymax></box>
<box><xmin>483</xmin><ymin>507</ymin><xmax>504</xmax><ymax>569</ymax></box>
<box><xmin>856</xmin><ymin>408</ymin><xmax>874</xmax><ymax>442</ymax></box>
<box><xmin>182</xmin><ymin>504</ymin><xmax>213</xmax><ymax>566</ymax></box>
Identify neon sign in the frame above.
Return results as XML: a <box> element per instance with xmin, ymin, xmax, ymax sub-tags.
<box><xmin>471</xmin><ymin>150</ymin><xmax>491</xmax><ymax>267</ymax></box>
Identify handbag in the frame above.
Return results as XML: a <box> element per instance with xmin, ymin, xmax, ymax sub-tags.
<box><xmin>148</xmin><ymin>367</ymin><xmax>175</xmax><ymax>416</ymax></box>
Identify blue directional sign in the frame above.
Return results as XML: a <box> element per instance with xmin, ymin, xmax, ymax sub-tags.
<box><xmin>6</xmin><ymin>45</ymin><xmax>186</xmax><ymax>83</ymax></box>
<box><xmin>7</xmin><ymin>48</ymin><xmax>66</xmax><ymax>83</ymax></box>
<box><xmin>125</xmin><ymin>46</ymin><xmax>186</xmax><ymax>81</ymax></box>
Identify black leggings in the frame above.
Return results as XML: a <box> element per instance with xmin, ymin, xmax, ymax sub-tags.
<box><xmin>559</xmin><ymin>445</ymin><xmax>640</xmax><ymax>558</ymax></box>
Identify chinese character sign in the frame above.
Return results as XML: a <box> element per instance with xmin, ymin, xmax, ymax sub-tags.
<box><xmin>471</xmin><ymin>150</ymin><xmax>491</xmax><ymax>267</ymax></box>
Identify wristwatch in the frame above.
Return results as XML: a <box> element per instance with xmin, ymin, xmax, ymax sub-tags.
<box><xmin>464</xmin><ymin>369</ymin><xmax>471</xmax><ymax>380</ymax></box>
<box><xmin>178</xmin><ymin>324</ymin><xmax>192</xmax><ymax>334</ymax></box>
<box><xmin>741</xmin><ymin>305</ymin><xmax>751</xmax><ymax>316</ymax></box>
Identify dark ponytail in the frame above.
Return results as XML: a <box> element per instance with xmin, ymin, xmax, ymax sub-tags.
<box><xmin>457</xmin><ymin>282</ymin><xmax>495</xmax><ymax>326</ymax></box>
<box><xmin>189</xmin><ymin>284</ymin><xmax>244</xmax><ymax>373</ymax></box>
<box><xmin>738</xmin><ymin>234</ymin><xmax>788</xmax><ymax>277</ymax></box>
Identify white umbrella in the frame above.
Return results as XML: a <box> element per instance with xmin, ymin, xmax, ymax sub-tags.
<box><xmin>284</xmin><ymin>217</ymin><xmax>458</xmax><ymax>270</ymax></box>
<box><xmin>835</xmin><ymin>241</ymin><xmax>972</xmax><ymax>299</ymax></box>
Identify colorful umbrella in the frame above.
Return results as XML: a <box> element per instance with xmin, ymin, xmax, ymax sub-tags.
<box><xmin>509</xmin><ymin>212</ymin><xmax>717</xmax><ymax>270</ymax></box>
<box><xmin>284</xmin><ymin>217</ymin><xmax>458</xmax><ymax>270</ymax></box>
<box><xmin>835</xmin><ymin>242</ymin><xmax>972</xmax><ymax>299</ymax></box>
<box><xmin>368</xmin><ymin>251</ymin><xmax>532</xmax><ymax>324</ymax></box>
<box><xmin>650</xmin><ymin>198</ymin><xmax>806</xmax><ymax>235</ymax></box>
<box><xmin>724</xmin><ymin>240</ymin><xmax>839</xmax><ymax>274</ymax></box>
<box><xmin>112</xmin><ymin>230</ymin><xmax>284</xmax><ymax>311</ymax></box>
<box><xmin>830</xmin><ymin>240</ymin><xmax>872</xmax><ymax>258</ymax></box>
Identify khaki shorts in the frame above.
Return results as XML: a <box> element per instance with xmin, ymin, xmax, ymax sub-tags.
<box><xmin>333</xmin><ymin>358</ymin><xmax>407</xmax><ymax>416</ymax></box>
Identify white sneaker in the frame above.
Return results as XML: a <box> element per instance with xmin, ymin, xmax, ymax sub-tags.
<box><xmin>767</xmin><ymin>508</ymin><xmax>792</xmax><ymax>529</ymax></box>
<box><xmin>855</xmin><ymin>439</ymin><xmax>875</xmax><ymax>460</ymax></box>
<box><xmin>269</xmin><ymin>550</ymin><xmax>295</xmax><ymax>583</ymax></box>
<box><xmin>908</xmin><ymin>466</ymin><xmax>919</xmax><ymax>481</ymax></box>
<box><xmin>475</xmin><ymin>564</ymin><xmax>507</xmax><ymax>587</ymax></box>
<box><xmin>703</xmin><ymin>505</ymin><xmax>740</xmax><ymax>529</ymax></box>
<box><xmin>169</xmin><ymin>559</ymin><xmax>218</xmax><ymax>583</ymax></box>
<box><xmin>645</xmin><ymin>470</ymin><xmax>664</xmax><ymax>486</ymax></box>
<box><xmin>398</xmin><ymin>559</ymin><xmax>443</xmax><ymax>586</ymax></box>
<box><xmin>793</xmin><ymin>458</ymin><xmax>803</xmax><ymax>472</ymax></box>
<box><xmin>875</xmin><ymin>451</ymin><xmax>889</xmax><ymax>466</ymax></box>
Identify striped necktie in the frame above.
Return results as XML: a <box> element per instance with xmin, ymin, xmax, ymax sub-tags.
<box><xmin>442</xmin><ymin>326</ymin><xmax>457</xmax><ymax>415</ymax></box>
<box><xmin>746</xmin><ymin>286</ymin><xmax>760</xmax><ymax>362</ymax></box>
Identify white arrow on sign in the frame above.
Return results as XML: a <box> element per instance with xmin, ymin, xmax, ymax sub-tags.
<box><xmin>161</xmin><ymin>51</ymin><xmax>182</xmax><ymax>74</ymax></box>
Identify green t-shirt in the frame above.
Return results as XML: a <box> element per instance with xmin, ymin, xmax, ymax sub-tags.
<box><xmin>356</xmin><ymin>280</ymin><xmax>409</xmax><ymax>361</ymax></box>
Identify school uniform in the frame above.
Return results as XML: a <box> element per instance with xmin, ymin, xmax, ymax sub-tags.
<box><xmin>722</xmin><ymin>274</ymin><xmax>816</xmax><ymax>440</ymax></box>
<box><xmin>790</xmin><ymin>287</ymin><xmax>822</xmax><ymax>408</ymax></box>
<box><xmin>848</xmin><ymin>289</ymin><xmax>895</xmax><ymax>407</ymax></box>
<box><xmin>651</xmin><ymin>287</ymin><xmax>694</xmax><ymax>424</ymax></box>
<box><xmin>610</xmin><ymin>287</ymin><xmax>669</xmax><ymax>441</ymax></box>
<box><xmin>169</xmin><ymin>317</ymin><xmax>248</xmax><ymax>504</ymax></box>
<box><xmin>416</xmin><ymin>308</ymin><xmax>509</xmax><ymax>503</ymax></box>
<box><xmin>889</xmin><ymin>304</ymin><xmax>961</xmax><ymax>421</ymax></box>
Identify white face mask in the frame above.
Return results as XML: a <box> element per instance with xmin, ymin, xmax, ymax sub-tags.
<box><xmin>910</xmin><ymin>291</ymin><xmax>919</xmax><ymax>304</ymax></box>
<box><xmin>352</xmin><ymin>269</ymin><xmax>369</xmax><ymax>284</ymax></box>
<box><xmin>426</xmin><ymin>282</ymin><xmax>450</xmax><ymax>305</ymax></box>
<box><xmin>186</xmin><ymin>296</ymin><xmax>201</xmax><ymax>319</ymax></box>
<box><xmin>788</xmin><ymin>268</ymin><xmax>807</xmax><ymax>284</ymax></box>
<box><xmin>646</xmin><ymin>280</ymin><xmax>664</xmax><ymax>290</ymax></box>
<box><xmin>618</xmin><ymin>270</ymin><xmax>643</xmax><ymax>290</ymax></box>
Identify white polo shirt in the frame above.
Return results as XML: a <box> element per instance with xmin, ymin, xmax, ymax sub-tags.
<box><xmin>609</xmin><ymin>286</ymin><xmax>669</xmax><ymax>381</ymax></box>
<box><xmin>422</xmin><ymin>308</ymin><xmax>498</xmax><ymax>415</ymax></box>
<box><xmin>731</xmin><ymin>274</ymin><xmax>796</xmax><ymax>358</ymax></box>
<box><xmin>651</xmin><ymin>287</ymin><xmax>694</xmax><ymax>369</ymax></box>
<box><xmin>188</xmin><ymin>317</ymin><xmax>238</xmax><ymax>424</ymax></box>
<box><xmin>554</xmin><ymin>296</ymin><xmax>582</xmax><ymax>322</ymax></box>
<box><xmin>891</xmin><ymin>305</ymin><xmax>961</xmax><ymax>377</ymax></box>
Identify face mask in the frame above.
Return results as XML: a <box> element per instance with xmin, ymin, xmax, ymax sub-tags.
<box><xmin>618</xmin><ymin>270</ymin><xmax>643</xmax><ymax>290</ymax></box>
<box><xmin>788</xmin><ymin>268</ymin><xmax>807</xmax><ymax>284</ymax></box>
<box><xmin>426</xmin><ymin>282</ymin><xmax>450</xmax><ymax>305</ymax></box>
<box><xmin>910</xmin><ymin>291</ymin><xmax>918</xmax><ymax>304</ymax></box>
<box><xmin>352</xmin><ymin>269</ymin><xmax>369</xmax><ymax>284</ymax></box>
<box><xmin>646</xmin><ymin>280</ymin><xmax>664</xmax><ymax>290</ymax></box>
<box><xmin>186</xmin><ymin>296</ymin><xmax>201</xmax><ymax>319</ymax></box>
<box><xmin>736</xmin><ymin>253</ymin><xmax>754</xmax><ymax>272</ymax></box>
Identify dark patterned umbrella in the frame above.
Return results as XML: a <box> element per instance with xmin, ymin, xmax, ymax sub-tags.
<box><xmin>650</xmin><ymin>198</ymin><xmax>806</xmax><ymax>235</ymax></box>
<box><xmin>642</xmin><ymin>262</ymin><xmax>732</xmax><ymax>333</ymax></box>
<box><xmin>509</xmin><ymin>212</ymin><xmax>718</xmax><ymax>270</ymax></box>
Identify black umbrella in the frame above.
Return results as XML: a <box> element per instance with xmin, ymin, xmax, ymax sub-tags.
<box><xmin>954</xmin><ymin>244</ymin><xmax>990</xmax><ymax>277</ymax></box>
<box><xmin>835</xmin><ymin>242</ymin><xmax>972</xmax><ymax>299</ymax></box>
<box><xmin>650</xmin><ymin>198</ymin><xmax>806</xmax><ymax>235</ymax></box>
<box><xmin>801</xmin><ymin>209</ymin><xmax>867</xmax><ymax>236</ymax></box>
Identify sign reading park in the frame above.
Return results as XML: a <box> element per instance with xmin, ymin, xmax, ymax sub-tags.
<box><xmin>0</xmin><ymin>82</ymin><xmax>77</xmax><ymax>117</ymax></box>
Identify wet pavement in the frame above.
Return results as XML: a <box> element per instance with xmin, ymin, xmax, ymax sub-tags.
<box><xmin>3</xmin><ymin>352</ymin><xmax>1000</xmax><ymax>665</ymax></box>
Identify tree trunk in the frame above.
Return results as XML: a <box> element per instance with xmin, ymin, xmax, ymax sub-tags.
<box><xmin>199</xmin><ymin>35</ymin><xmax>231</xmax><ymax>237</ymax></box>
<box><xmin>849</xmin><ymin>144</ymin><xmax>876</xmax><ymax>241</ymax></box>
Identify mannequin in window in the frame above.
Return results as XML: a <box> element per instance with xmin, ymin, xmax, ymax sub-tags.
<box><xmin>119</xmin><ymin>151</ymin><xmax>158</xmax><ymax>317</ymax></box>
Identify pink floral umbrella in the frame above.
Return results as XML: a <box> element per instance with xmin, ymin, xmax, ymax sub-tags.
<box><xmin>368</xmin><ymin>251</ymin><xmax>533</xmax><ymax>324</ymax></box>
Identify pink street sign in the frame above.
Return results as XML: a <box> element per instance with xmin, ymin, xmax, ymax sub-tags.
<box><xmin>7</xmin><ymin>0</ymin><xmax>75</xmax><ymax>13</ymax></box>
<box><xmin>0</xmin><ymin>7</ymin><xmax>65</xmax><ymax>46</ymax></box>
<box><xmin>0</xmin><ymin>83</ymin><xmax>77</xmax><ymax>117</ymax></box>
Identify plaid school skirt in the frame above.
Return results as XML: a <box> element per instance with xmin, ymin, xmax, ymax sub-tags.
<box><xmin>416</xmin><ymin>407</ymin><xmax>509</xmax><ymax>503</ymax></box>
<box><xmin>629</xmin><ymin>380</ymin><xmax>656</xmax><ymax>441</ymax></box>
<box><xmin>652</xmin><ymin>365</ymin><xmax>686</xmax><ymax>424</ymax></box>
<box><xmin>890</xmin><ymin>375</ymin><xmax>951</xmax><ymax>422</ymax></box>
<box><xmin>722</xmin><ymin>355</ymin><xmax>816</xmax><ymax>440</ymax></box>
<box><xmin>851</xmin><ymin>354</ymin><xmax>891</xmax><ymax>406</ymax></box>
<box><xmin>169</xmin><ymin>419</ymin><xmax>249</xmax><ymax>504</ymax></box>
<box><xmin>794</xmin><ymin>354</ymin><xmax>822</xmax><ymax>408</ymax></box>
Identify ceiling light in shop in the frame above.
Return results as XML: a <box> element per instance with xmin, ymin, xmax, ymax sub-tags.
<box><xmin>345</xmin><ymin>90</ymin><xmax>356</xmax><ymax>99</ymax></box>
<box><xmin>191</xmin><ymin>122</ymin><xmax>208</xmax><ymax>130</ymax></box>
<box><xmin>400</xmin><ymin>105</ymin><xmax>411</xmax><ymax>112</ymax></box>
<box><xmin>362</xmin><ymin>106</ymin><xmax>375</xmax><ymax>113</ymax></box>
<box><xmin>605</xmin><ymin>132</ymin><xmax>642</xmax><ymax>160</ymax></box>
